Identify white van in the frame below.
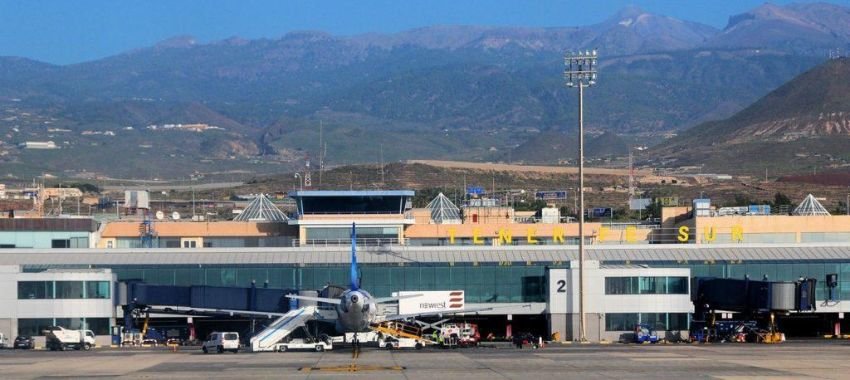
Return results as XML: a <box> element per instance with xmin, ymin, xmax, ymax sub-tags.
<box><xmin>202</xmin><ymin>332</ymin><xmax>240</xmax><ymax>354</ymax></box>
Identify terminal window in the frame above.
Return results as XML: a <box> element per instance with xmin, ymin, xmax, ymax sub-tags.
<box><xmin>605</xmin><ymin>312</ymin><xmax>689</xmax><ymax>331</ymax></box>
<box><xmin>56</xmin><ymin>281</ymin><xmax>85</xmax><ymax>298</ymax></box>
<box><xmin>17</xmin><ymin>281</ymin><xmax>54</xmax><ymax>299</ymax></box>
<box><xmin>605</xmin><ymin>276</ymin><xmax>688</xmax><ymax>295</ymax></box>
<box><xmin>51</xmin><ymin>239</ymin><xmax>70</xmax><ymax>248</ymax></box>
<box><xmin>18</xmin><ymin>281</ymin><xmax>110</xmax><ymax>299</ymax></box>
<box><xmin>85</xmin><ymin>281</ymin><xmax>110</xmax><ymax>299</ymax></box>
<box><xmin>18</xmin><ymin>317</ymin><xmax>110</xmax><ymax>336</ymax></box>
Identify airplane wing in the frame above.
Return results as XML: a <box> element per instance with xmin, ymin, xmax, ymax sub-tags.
<box><xmin>369</xmin><ymin>293</ymin><xmax>423</xmax><ymax>304</ymax></box>
<box><xmin>285</xmin><ymin>294</ymin><xmax>342</xmax><ymax>305</ymax></box>
<box><xmin>144</xmin><ymin>306</ymin><xmax>288</xmax><ymax>318</ymax></box>
<box><xmin>381</xmin><ymin>304</ymin><xmax>531</xmax><ymax>321</ymax></box>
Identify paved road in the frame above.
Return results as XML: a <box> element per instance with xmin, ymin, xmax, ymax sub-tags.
<box><xmin>2</xmin><ymin>341</ymin><xmax>849</xmax><ymax>379</ymax></box>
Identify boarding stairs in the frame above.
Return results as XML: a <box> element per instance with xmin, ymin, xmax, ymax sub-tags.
<box><xmin>250</xmin><ymin>306</ymin><xmax>318</xmax><ymax>352</ymax></box>
<box><xmin>370</xmin><ymin>321</ymin><xmax>434</xmax><ymax>344</ymax></box>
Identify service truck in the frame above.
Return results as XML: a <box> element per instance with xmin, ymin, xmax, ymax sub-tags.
<box><xmin>439</xmin><ymin>322</ymin><xmax>480</xmax><ymax>347</ymax></box>
<box><xmin>44</xmin><ymin>326</ymin><xmax>96</xmax><ymax>351</ymax></box>
<box><xmin>377</xmin><ymin>335</ymin><xmax>424</xmax><ymax>350</ymax></box>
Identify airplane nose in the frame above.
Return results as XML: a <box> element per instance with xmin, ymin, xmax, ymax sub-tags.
<box><xmin>350</xmin><ymin>294</ymin><xmax>359</xmax><ymax>304</ymax></box>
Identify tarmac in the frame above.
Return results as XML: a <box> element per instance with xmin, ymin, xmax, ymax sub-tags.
<box><xmin>2</xmin><ymin>341</ymin><xmax>850</xmax><ymax>379</ymax></box>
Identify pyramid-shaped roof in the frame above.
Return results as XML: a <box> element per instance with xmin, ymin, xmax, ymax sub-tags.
<box><xmin>793</xmin><ymin>194</ymin><xmax>831</xmax><ymax>216</ymax></box>
<box><xmin>234</xmin><ymin>194</ymin><xmax>289</xmax><ymax>222</ymax></box>
<box><xmin>426</xmin><ymin>192</ymin><xmax>462</xmax><ymax>224</ymax></box>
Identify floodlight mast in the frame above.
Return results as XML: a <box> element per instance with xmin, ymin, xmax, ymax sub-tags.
<box><xmin>564</xmin><ymin>49</ymin><xmax>597</xmax><ymax>342</ymax></box>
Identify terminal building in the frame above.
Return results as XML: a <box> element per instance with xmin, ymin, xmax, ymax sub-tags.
<box><xmin>1</xmin><ymin>190</ymin><xmax>850</xmax><ymax>343</ymax></box>
<box><xmin>0</xmin><ymin>265</ymin><xmax>115</xmax><ymax>347</ymax></box>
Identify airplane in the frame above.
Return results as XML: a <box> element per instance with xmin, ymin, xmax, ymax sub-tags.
<box><xmin>285</xmin><ymin>223</ymin><xmax>421</xmax><ymax>333</ymax></box>
<box><xmin>286</xmin><ymin>223</ymin><xmax>507</xmax><ymax>335</ymax></box>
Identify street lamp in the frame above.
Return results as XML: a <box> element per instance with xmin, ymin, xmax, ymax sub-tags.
<box><xmin>565</xmin><ymin>49</ymin><xmax>597</xmax><ymax>342</ymax></box>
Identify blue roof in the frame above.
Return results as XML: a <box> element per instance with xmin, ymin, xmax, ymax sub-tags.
<box><xmin>290</xmin><ymin>190</ymin><xmax>414</xmax><ymax>198</ymax></box>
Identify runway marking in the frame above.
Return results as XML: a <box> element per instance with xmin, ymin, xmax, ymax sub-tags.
<box><xmin>299</xmin><ymin>364</ymin><xmax>405</xmax><ymax>372</ymax></box>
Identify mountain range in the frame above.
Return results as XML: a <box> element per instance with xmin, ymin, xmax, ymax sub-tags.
<box><xmin>1</xmin><ymin>3</ymin><xmax>850</xmax><ymax>179</ymax></box>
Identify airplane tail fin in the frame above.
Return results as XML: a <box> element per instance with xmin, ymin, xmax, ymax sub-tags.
<box><xmin>350</xmin><ymin>222</ymin><xmax>359</xmax><ymax>290</ymax></box>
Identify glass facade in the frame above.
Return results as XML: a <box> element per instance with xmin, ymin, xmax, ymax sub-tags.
<box><xmin>115</xmin><ymin>237</ymin><xmax>293</xmax><ymax>249</ymax></box>
<box><xmin>605</xmin><ymin>312</ymin><xmax>689</xmax><ymax>331</ymax></box>
<box><xmin>105</xmin><ymin>264</ymin><xmax>549</xmax><ymax>303</ymax></box>
<box><xmin>305</xmin><ymin>227</ymin><xmax>398</xmax><ymax>241</ymax></box>
<box><xmin>605</xmin><ymin>276</ymin><xmax>688</xmax><ymax>295</ymax></box>
<box><xmin>18</xmin><ymin>317</ymin><xmax>110</xmax><ymax>336</ymax></box>
<box><xmin>17</xmin><ymin>281</ymin><xmax>110</xmax><ymax>299</ymax></box>
<box><xmin>17</xmin><ymin>259</ymin><xmax>850</xmax><ymax>307</ymax></box>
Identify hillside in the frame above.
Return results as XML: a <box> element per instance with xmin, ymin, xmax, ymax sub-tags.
<box><xmin>650</xmin><ymin>58</ymin><xmax>850</xmax><ymax>175</ymax></box>
<box><xmin>0</xmin><ymin>3</ymin><xmax>847</xmax><ymax>179</ymax></box>
<box><xmin>212</xmin><ymin>161</ymin><xmax>850</xmax><ymax>213</ymax></box>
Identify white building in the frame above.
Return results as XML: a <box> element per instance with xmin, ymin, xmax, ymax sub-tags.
<box><xmin>18</xmin><ymin>141</ymin><xmax>58</xmax><ymax>149</ymax></box>
<box><xmin>548</xmin><ymin>261</ymin><xmax>692</xmax><ymax>342</ymax></box>
<box><xmin>0</xmin><ymin>266</ymin><xmax>115</xmax><ymax>347</ymax></box>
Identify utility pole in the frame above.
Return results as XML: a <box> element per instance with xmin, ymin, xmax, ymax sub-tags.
<box><xmin>565</xmin><ymin>48</ymin><xmax>598</xmax><ymax>342</ymax></box>
<box><xmin>318</xmin><ymin>120</ymin><xmax>323</xmax><ymax>189</ymax></box>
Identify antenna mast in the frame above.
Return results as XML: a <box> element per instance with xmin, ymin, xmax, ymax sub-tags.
<box><xmin>629</xmin><ymin>146</ymin><xmax>635</xmax><ymax>200</ymax></box>
<box><xmin>379</xmin><ymin>144</ymin><xmax>385</xmax><ymax>186</ymax></box>
<box><xmin>304</xmin><ymin>154</ymin><xmax>312</xmax><ymax>188</ymax></box>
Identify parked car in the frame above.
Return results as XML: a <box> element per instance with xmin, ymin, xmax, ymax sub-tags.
<box><xmin>202</xmin><ymin>332</ymin><xmax>239</xmax><ymax>354</ymax></box>
<box><xmin>14</xmin><ymin>336</ymin><xmax>35</xmax><ymax>349</ymax></box>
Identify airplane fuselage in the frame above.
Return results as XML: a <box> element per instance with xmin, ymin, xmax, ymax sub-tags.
<box><xmin>335</xmin><ymin>289</ymin><xmax>376</xmax><ymax>332</ymax></box>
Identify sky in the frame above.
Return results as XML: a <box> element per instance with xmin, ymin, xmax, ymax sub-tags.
<box><xmin>1</xmin><ymin>0</ymin><xmax>849</xmax><ymax>65</ymax></box>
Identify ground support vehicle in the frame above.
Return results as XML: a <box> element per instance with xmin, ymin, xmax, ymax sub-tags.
<box><xmin>377</xmin><ymin>335</ymin><xmax>424</xmax><ymax>350</ymax></box>
<box><xmin>633</xmin><ymin>324</ymin><xmax>659</xmax><ymax>344</ymax></box>
<box><xmin>274</xmin><ymin>337</ymin><xmax>332</xmax><ymax>352</ymax></box>
<box><xmin>201</xmin><ymin>332</ymin><xmax>240</xmax><ymax>354</ymax></box>
<box><xmin>44</xmin><ymin>326</ymin><xmax>96</xmax><ymax>351</ymax></box>
<box><xmin>249</xmin><ymin>306</ymin><xmax>319</xmax><ymax>352</ymax></box>
<box><xmin>438</xmin><ymin>323</ymin><xmax>480</xmax><ymax>347</ymax></box>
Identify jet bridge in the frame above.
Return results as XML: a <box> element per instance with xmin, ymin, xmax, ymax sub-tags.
<box><xmin>119</xmin><ymin>281</ymin><xmax>323</xmax><ymax>343</ymax></box>
<box><xmin>120</xmin><ymin>281</ymin><xmax>300</xmax><ymax>314</ymax></box>
<box><xmin>690</xmin><ymin>276</ymin><xmax>818</xmax><ymax>343</ymax></box>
